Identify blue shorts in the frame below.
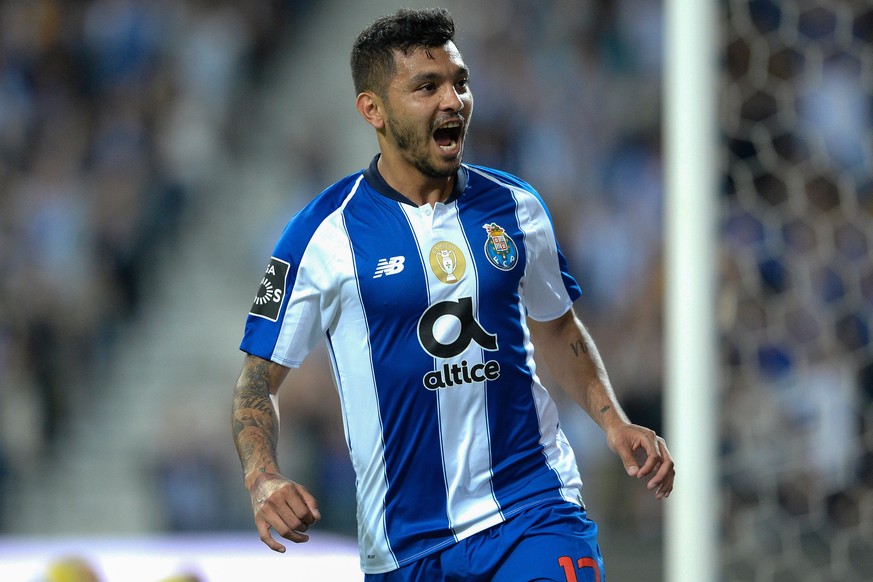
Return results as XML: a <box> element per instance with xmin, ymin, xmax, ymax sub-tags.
<box><xmin>365</xmin><ymin>500</ymin><xmax>604</xmax><ymax>582</ymax></box>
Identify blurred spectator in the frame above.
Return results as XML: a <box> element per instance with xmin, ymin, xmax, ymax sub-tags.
<box><xmin>155</xmin><ymin>448</ymin><xmax>228</xmax><ymax>532</ymax></box>
<box><xmin>43</xmin><ymin>556</ymin><xmax>101</xmax><ymax>582</ymax></box>
<box><xmin>0</xmin><ymin>0</ymin><xmax>312</xmax><ymax>486</ymax></box>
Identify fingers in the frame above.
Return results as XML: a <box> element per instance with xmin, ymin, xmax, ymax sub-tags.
<box><xmin>611</xmin><ymin>425</ymin><xmax>676</xmax><ymax>500</ymax></box>
<box><xmin>633</xmin><ymin>432</ymin><xmax>662</xmax><ymax>478</ymax></box>
<box><xmin>635</xmin><ymin>435</ymin><xmax>675</xmax><ymax>500</ymax></box>
<box><xmin>297</xmin><ymin>485</ymin><xmax>322</xmax><ymax>522</ymax></box>
<box><xmin>256</xmin><ymin>518</ymin><xmax>287</xmax><ymax>553</ymax></box>
<box><xmin>612</xmin><ymin>426</ymin><xmax>655</xmax><ymax>478</ymax></box>
<box><xmin>253</xmin><ymin>479</ymin><xmax>321</xmax><ymax>551</ymax></box>
<box><xmin>645</xmin><ymin>437</ymin><xmax>675</xmax><ymax>500</ymax></box>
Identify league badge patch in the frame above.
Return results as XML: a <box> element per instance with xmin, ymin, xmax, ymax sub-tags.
<box><xmin>429</xmin><ymin>241</ymin><xmax>466</xmax><ymax>284</ymax></box>
<box><xmin>250</xmin><ymin>257</ymin><xmax>289</xmax><ymax>321</ymax></box>
<box><xmin>482</xmin><ymin>222</ymin><xmax>518</xmax><ymax>271</ymax></box>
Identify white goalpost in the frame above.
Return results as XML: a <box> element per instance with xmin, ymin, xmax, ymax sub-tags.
<box><xmin>664</xmin><ymin>0</ymin><xmax>719</xmax><ymax>581</ymax></box>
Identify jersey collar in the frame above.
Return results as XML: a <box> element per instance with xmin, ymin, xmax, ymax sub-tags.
<box><xmin>363</xmin><ymin>154</ymin><xmax>468</xmax><ymax>206</ymax></box>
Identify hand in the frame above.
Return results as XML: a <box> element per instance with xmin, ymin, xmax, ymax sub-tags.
<box><xmin>606</xmin><ymin>423</ymin><xmax>675</xmax><ymax>500</ymax></box>
<box><xmin>249</xmin><ymin>472</ymin><xmax>321</xmax><ymax>552</ymax></box>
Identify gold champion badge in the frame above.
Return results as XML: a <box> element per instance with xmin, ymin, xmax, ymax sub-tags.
<box><xmin>429</xmin><ymin>241</ymin><xmax>466</xmax><ymax>284</ymax></box>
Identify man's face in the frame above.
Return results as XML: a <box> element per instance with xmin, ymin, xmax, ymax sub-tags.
<box><xmin>381</xmin><ymin>41</ymin><xmax>473</xmax><ymax>178</ymax></box>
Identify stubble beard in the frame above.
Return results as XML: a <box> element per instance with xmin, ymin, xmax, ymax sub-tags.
<box><xmin>386</xmin><ymin>116</ymin><xmax>464</xmax><ymax>179</ymax></box>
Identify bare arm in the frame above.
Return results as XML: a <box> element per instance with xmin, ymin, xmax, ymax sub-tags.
<box><xmin>528</xmin><ymin>309</ymin><xmax>675</xmax><ymax>500</ymax></box>
<box><xmin>232</xmin><ymin>354</ymin><xmax>287</xmax><ymax>486</ymax></box>
<box><xmin>232</xmin><ymin>354</ymin><xmax>321</xmax><ymax>551</ymax></box>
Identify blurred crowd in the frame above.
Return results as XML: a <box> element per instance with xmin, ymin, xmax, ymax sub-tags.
<box><xmin>0</xmin><ymin>0</ymin><xmax>312</xmax><ymax>526</ymax></box>
<box><xmin>719</xmin><ymin>1</ymin><xmax>873</xmax><ymax>578</ymax></box>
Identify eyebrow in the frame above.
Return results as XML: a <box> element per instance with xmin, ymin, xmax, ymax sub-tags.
<box><xmin>409</xmin><ymin>65</ymin><xmax>470</xmax><ymax>86</ymax></box>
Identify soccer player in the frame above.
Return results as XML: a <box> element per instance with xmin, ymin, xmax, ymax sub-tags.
<box><xmin>231</xmin><ymin>8</ymin><xmax>674</xmax><ymax>581</ymax></box>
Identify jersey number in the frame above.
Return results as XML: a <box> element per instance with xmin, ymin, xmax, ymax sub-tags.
<box><xmin>558</xmin><ymin>555</ymin><xmax>601</xmax><ymax>582</ymax></box>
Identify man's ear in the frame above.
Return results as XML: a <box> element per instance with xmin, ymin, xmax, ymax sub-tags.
<box><xmin>356</xmin><ymin>92</ymin><xmax>385</xmax><ymax>130</ymax></box>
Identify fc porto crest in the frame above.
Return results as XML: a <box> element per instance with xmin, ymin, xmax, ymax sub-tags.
<box><xmin>482</xmin><ymin>222</ymin><xmax>518</xmax><ymax>271</ymax></box>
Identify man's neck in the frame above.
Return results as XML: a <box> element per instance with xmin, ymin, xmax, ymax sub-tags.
<box><xmin>376</xmin><ymin>154</ymin><xmax>455</xmax><ymax>207</ymax></box>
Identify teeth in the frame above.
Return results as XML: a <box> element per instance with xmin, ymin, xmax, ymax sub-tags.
<box><xmin>435</xmin><ymin>121</ymin><xmax>461</xmax><ymax>151</ymax></box>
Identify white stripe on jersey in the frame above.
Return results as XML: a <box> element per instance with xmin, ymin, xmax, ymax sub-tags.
<box><xmin>399</xmin><ymin>202</ymin><xmax>504</xmax><ymax>540</ymax></box>
<box><xmin>517</xmin><ymin>292</ymin><xmax>584</xmax><ymax>507</ymax></box>
<box><xmin>275</xmin><ymin>175</ymin><xmax>399</xmax><ymax>568</ymax></box>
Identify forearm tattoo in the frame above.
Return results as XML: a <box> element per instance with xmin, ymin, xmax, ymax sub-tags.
<box><xmin>232</xmin><ymin>358</ymin><xmax>279</xmax><ymax>477</ymax></box>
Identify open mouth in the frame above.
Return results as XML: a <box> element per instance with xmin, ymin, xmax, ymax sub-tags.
<box><xmin>433</xmin><ymin>121</ymin><xmax>463</xmax><ymax>152</ymax></box>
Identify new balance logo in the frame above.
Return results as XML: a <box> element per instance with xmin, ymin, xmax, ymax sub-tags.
<box><xmin>373</xmin><ymin>256</ymin><xmax>405</xmax><ymax>278</ymax></box>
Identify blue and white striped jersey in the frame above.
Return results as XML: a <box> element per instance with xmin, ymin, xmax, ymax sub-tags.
<box><xmin>240</xmin><ymin>156</ymin><xmax>585</xmax><ymax>574</ymax></box>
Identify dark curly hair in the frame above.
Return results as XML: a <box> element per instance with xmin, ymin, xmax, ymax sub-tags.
<box><xmin>350</xmin><ymin>8</ymin><xmax>456</xmax><ymax>97</ymax></box>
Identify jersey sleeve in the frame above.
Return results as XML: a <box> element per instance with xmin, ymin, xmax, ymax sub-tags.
<box><xmin>518</xmin><ymin>193</ymin><xmax>582</xmax><ymax>322</ymax></box>
<box><xmin>239</xmin><ymin>208</ymin><xmax>343</xmax><ymax>368</ymax></box>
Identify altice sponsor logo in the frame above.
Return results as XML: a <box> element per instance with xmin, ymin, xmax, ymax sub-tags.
<box><xmin>423</xmin><ymin>359</ymin><xmax>501</xmax><ymax>390</ymax></box>
<box><xmin>417</xmin><ymin>297</ymin><xmax>500</xmax><ymax>390</ymax></box>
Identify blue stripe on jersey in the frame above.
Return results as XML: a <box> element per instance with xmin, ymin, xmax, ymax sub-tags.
<box><xmin>457</xmin><ymin>169</ymin><xmax>571</xmax><ymax>511</ymax></box>
<box><xmin>342</xmin><ymin>184</ymin><xmax>455</xmax><ymax>563</ymax></box>
<box><xmin>470</xmin><ymin>166</ymin><xmax>582</xmax><ymax>302</ymax></box>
